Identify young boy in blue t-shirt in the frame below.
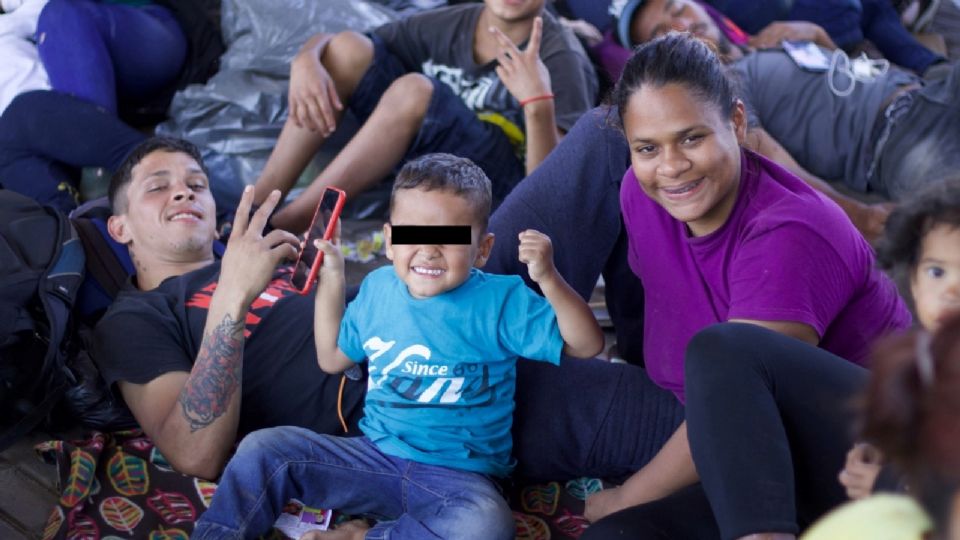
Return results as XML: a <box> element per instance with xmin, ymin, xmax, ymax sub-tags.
<box><xmin>192</xmin><ymin>153</ymin><xmax>604</xmax><ymax>540</ymax></box>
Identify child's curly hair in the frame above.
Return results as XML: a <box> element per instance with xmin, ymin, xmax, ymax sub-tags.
<box><xmin>876</xmin><ymin>178</ymin><xmax>960</xmax><ymax>277</ymax></box>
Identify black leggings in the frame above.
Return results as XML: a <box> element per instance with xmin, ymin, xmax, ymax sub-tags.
<box><xmin>583</xmin><ymin>484</ymin><xmax>720</xmax><ymax>540</ymax></box>
<box><xmin>585</xmin><ymin>323</ymin><xmax>868</xmax><ymax>540</ymax></box>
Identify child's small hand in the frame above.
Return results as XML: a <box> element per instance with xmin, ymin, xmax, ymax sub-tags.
<box><xmin>490</xmin><ymin>17</ymin><xmax>552</xmax><ymax>105</ymax></box>
<box><xmin>518</xmin><ymin>229</ymin><xmax>557</xmax><ymax>284</ymax></box>
<box><xmin>315</xmin><ymin>238</ymin><xmax>345</xmax><ymax>277</ymax></box>
<box><xmin>838</xmin><ymin>442</ymin><xmax>882</xmax><ymax>500</ymax></box>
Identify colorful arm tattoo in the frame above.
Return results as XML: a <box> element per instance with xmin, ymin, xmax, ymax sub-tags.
<box><xmin>179</xmin><ymin>314</ymin><xmax>244</xmax><ymax>432</ymax></box>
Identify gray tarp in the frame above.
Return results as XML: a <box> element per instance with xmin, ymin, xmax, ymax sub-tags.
<box><xmin>156</xmin><ymin>0</ymin><xmax>396</xmax><ymax>197</ymax></box>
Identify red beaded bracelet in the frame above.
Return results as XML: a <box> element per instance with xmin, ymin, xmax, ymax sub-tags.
<box><xmin>520</xmin><ymin>94</ymin><xmax>555</xmax><ymax>107</ymax></box>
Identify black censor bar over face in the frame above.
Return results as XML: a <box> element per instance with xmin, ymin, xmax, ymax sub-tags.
<box><xmin>390</xmin><ymin>225</ymin><xmax>472</xmax><ymax>245</ymax></box>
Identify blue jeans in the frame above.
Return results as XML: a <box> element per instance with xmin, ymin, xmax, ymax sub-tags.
<box><xmin>192</xmin><ymin>427</ymin><xmax>515</xmax><ymax>540</ymax></box>
<box><xmin>349</xmin><ymin>35</ymin><xmax>525</xmax><ymax>205</ymax></box>
<box><xmin>36</xmin><ymin>0</ymin><xmax>187</xmax><ymax>113</ymax></box>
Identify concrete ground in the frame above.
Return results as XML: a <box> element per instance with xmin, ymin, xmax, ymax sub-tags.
<box><xmin>0</xmin><ymin>432</ymin><xmax>61</xmax><ymax>539</ymax></box>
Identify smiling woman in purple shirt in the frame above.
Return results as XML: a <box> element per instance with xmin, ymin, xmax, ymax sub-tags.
<box><xmin>580</xmin><ymin>33</ymin><xmax>910</xmax><ymax>540</ymax></box>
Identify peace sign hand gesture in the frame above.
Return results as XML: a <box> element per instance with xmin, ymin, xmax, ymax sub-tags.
<box><xmin>220</xmin><ymin>187</ymin><xmax>301</xmax><ymax>307</ymax></box>
<box><xmin>489</xmin><ymin>16</ymin><xmax>552</xmax><ymax>105</ymax></box>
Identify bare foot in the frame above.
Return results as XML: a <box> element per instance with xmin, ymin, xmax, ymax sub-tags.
<box><xmin>300</xmin><ymin>519</ymin><xmax>370</xmax><ymax>540</ymax></box>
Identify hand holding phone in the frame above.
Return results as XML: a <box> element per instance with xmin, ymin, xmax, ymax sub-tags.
<box><xmin>290</xmin><ymin>187</ymin><xmax>346</xmax><ymax>294</ymax></box>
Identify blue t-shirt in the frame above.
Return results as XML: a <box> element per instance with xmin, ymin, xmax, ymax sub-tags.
<box><xmin>339</xmin><ymin>266</ymin><xmax>563</xmax><ymax>476</ymax></box>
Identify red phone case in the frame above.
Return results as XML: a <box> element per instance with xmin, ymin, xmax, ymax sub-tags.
<box><xmin>292</xmin><ymin>187</ymin><xmax>346</xmax><ymax>295</ymax></box>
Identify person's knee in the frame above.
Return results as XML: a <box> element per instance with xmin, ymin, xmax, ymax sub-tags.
<box><xmin>323</xmin><ymin>31</ymin><xmax>375</xmax><ymax>90</ymax></box>
<box><xmin>438</xmin><ymin>492</ymin><xmax>513</xmax><ymax>540</ymax></box>
<box><xmin>235</xmin><ymin>426</ymin><xmax>307</xmax><ymax>459</ymax></box>
<box><xmin>37</xmin><ymin>0</ymin><xmax>94</xmax><ymax>34</ymax></box>
<box><xmin>378</xmin><ymin>73</ymin><xmax>434</xmax><ymax>124</ymax></box>
<box><xmin>685</xmin><ymin>322</ymin><xmax>765</xmax><ymax>387</ymax></box>
<box><xmin>470</xmin><ymin>499</ymin><xmax>513</xmax><ymax>540</ymax></box>
<box><xmin>0</xmin><ymin>91</ymin><xmax>51</xmax><ymax>142</ymax></box>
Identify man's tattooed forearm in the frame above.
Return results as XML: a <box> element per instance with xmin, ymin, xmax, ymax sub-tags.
<box><xmin>179</xmin><ymin>314</ymin><xmax>244</xmax><ymax>432</ymax></box>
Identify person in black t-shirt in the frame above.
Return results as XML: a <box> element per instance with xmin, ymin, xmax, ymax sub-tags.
<box><xmin>252</xmin><ymin>0</ymin><xmax>598</xmax><ymax>234</ymax></box>
<box><xmin>93</xmin><ymin>136</ymin><xmax>367</xmax><ymax>480</ymax></box>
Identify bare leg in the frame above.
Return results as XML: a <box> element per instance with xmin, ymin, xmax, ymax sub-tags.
<box><xmin>271</xmin><ymin>73</ymin><xmax>434</xmax><ymax>233</ymax></box>
<box><xmin>254</xmin><ymin>31</ymin><xmax>374</xmax><ymax>206</ymax></box>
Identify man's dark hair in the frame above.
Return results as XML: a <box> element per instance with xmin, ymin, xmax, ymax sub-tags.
<box><xmin>876</xmin><ymin>177</ymin><xmax>960</xmax><ymax>277</ymax></box>
<box><xmin>612</xmin><ymin>32</ymin><xmax>737</xmax><ymax>128</ymax></box>
<box><xmin>108</xmin><ymin>137</ymin><xmax>209</xmax><ymax>214</ymax></box>
<box><xmin>390</xmin><ymin>153</ymin><xmax>493</xmax><ymax>231</ymax></box>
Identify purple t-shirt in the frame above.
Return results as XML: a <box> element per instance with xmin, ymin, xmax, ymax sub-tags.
<box><xmin>621</xmin><ymin>150</ymin><xmax>911</xmax><ymax>402</ymax></box>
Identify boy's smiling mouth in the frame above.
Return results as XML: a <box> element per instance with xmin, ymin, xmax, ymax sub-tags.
<box><xmin>412</xmin><ymin>266</ymin><xmax>445</xmax><ymax>277</ymax></box>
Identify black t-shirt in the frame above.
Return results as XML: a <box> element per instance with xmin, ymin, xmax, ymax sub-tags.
<box><xmin>93</xmin><ymin>262</ymin><xmax>366</xmax><ymax>438</ymax></box>
<box><xmin>373</xmin><ymin>4</ymin><xmax>597</xmax><ymax>135</ymax></box>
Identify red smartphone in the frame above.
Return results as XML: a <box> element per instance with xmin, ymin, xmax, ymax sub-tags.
<box><xmin>290</xmin><ymin>187</ymin><xmax>346</xmax><ymax>295</ymax></box>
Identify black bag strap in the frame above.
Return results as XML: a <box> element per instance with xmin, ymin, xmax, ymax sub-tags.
<box><xmin>72</xmin><ymin>217</ymin><xmax>128</xmax><ymax>300</ymax></box>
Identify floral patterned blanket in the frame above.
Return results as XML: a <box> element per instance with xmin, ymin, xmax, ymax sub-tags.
<box><xmin>36</xmin><ymin>430</ymin><xmax>603</xmax><ymax>539</ymax></box>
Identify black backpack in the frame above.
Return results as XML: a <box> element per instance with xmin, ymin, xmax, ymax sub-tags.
<box><xmin>0</xmin><ymin>190</ymin><xmax>136</xmax><ymax>450</ymax></box>
<box><xmin>0</xmin><ymin>190</ymin><xmax>85</xmax><ymax>448</ymax></box>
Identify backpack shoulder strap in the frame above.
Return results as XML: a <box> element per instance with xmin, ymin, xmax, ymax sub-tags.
<box><xmin>72</xmin><ymin>217</ymin><xmax>129</xmax><ymax>300</ymax></box>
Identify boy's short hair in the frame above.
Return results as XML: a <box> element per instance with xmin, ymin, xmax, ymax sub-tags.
<box><xmin>877</xmin><ymin>177</ymin><xmax>960</xmax><ymax>276</ymax></box>
<box><xmin>390</xmin><ymin>153</ymin><xmax>493</xmax><ymax>231</ymax></box>
<box><xmin>109</xmin><ymin>137</ymin><xmax>209</xmax><ymax>214</ymax></box>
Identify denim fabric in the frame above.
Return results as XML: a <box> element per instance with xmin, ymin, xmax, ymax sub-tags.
<box><xmin>36</xmin><ymin>0</ymin><xmax>187</xmax><ymax>113</ymax></box>
<box><xmin>192</xmin><ymin>427</ymin><xmax>514</xmax><ymax>540</ymax></box>
<box><xmin>348</xmin><ymin>34</ymin><xmax>524</xmax><ymax>205</ymax></box>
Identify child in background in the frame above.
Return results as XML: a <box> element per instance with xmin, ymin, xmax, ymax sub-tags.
<box><xmin>806</xmin><ymin>178</ymin><xmax>960</xmax><ymax>539</ymax></box>
<box><xmin>839</xmin><ymin>178</ymin><xmax>960</xmax><ymax>500</ymax></box>
<box><xmin>191</xmin><ymin>153</ymin><xmax>604</xmax><ymax>540</ymax></box>
<box><xmin>804</xmin><ymin>313</ymin><xmax>960</xmax><ymax>540</ymax></box>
